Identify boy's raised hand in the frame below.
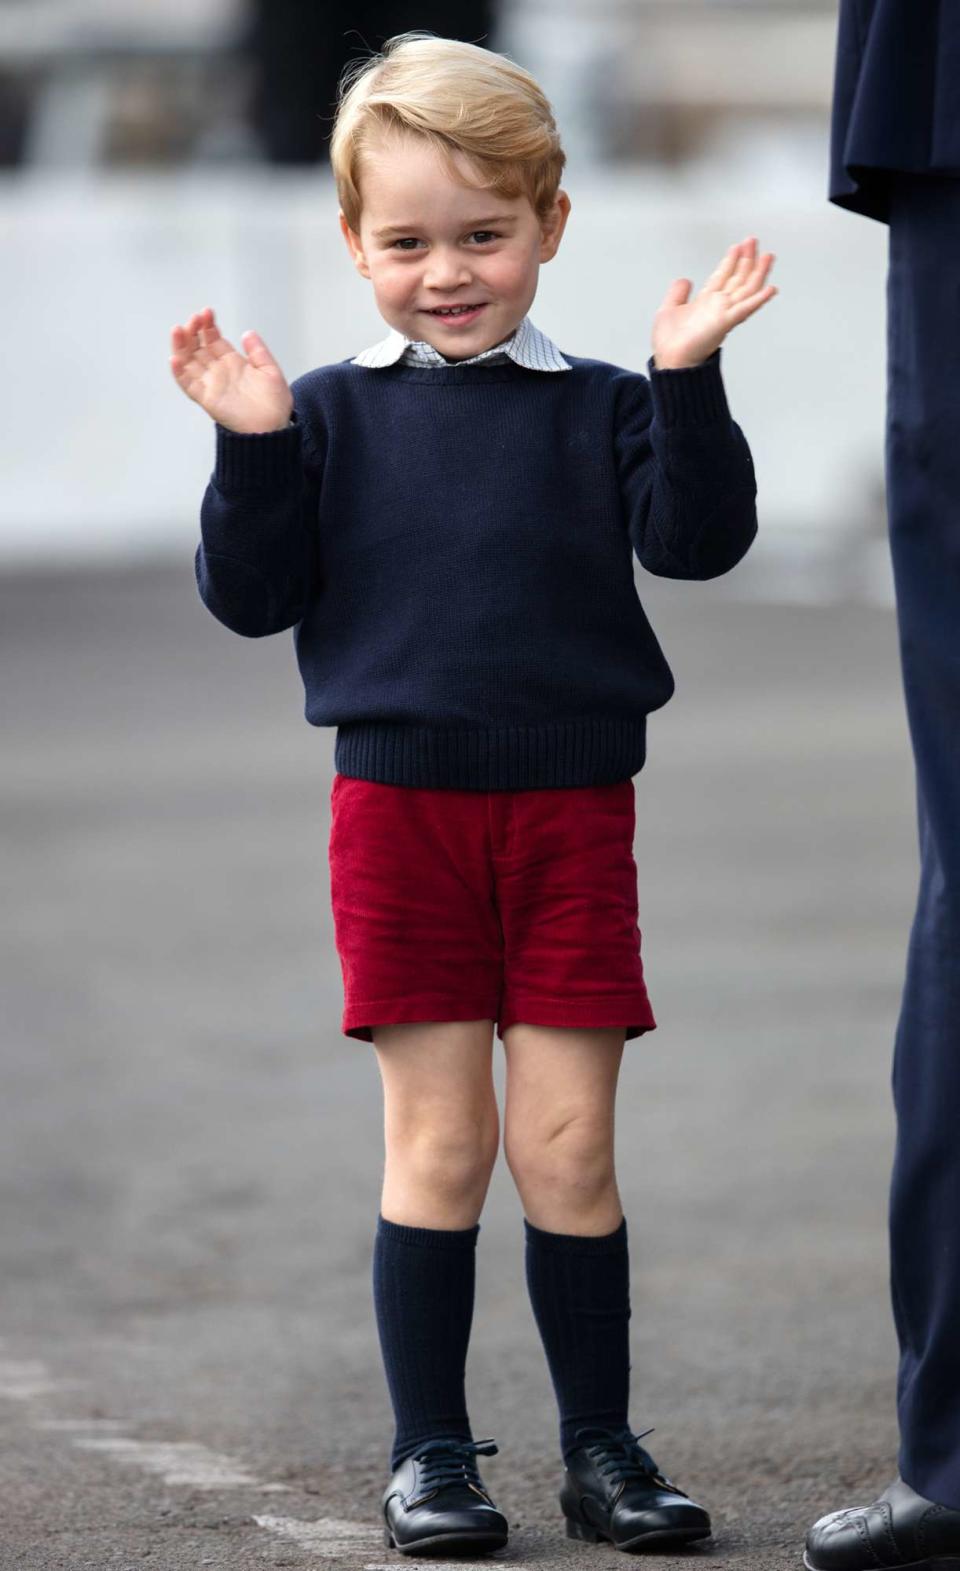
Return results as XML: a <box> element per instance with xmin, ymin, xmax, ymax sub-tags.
<box><xmin>651</xmin><ymin>236</ymin><xmax>777</xmax><ymax>371</ymax></box>
<box><xmin>169</xmin><ymin>307</ymin><xmax>294</xmax><ymax>433</ymax></box>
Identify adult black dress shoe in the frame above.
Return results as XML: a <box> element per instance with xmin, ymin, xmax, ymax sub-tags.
<box><xmin>559</xmin><ymin>1424</ymin><xmax>712</xmax><ymax>1553</ymax></box>
<box><xmin>805</xmin><ymin>1476</ymin><xmax>960</xmax><ymax>1570</ymax></box>
<box><xmin>382</xmin><ymin>1435</ymin><xmax>509</xmax><ymax>1555</ymax></box>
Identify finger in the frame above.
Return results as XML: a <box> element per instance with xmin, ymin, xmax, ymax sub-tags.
<box><xmin>730</xmin><ymin>247</ymin><xmax>756</xmax><ymax>289</ymax></box>
<box><xmin>660</xmin><ymin>278</ymin><xmax>693</xmax><ymax>310</ymax></box>
<box><xmin>171</xmin><ymin>315</ymin><xmax>208</xmax><ymax>344</ymax></box>
<box><xmin>190</xmin><ymin>340</ymin><xmax>214</xmax><ymax>370</ymax></box>
<box><xmin>170</xmin><ymin>323</ymin><xmax>202</xmax><ymax>372</ymax></box>
<box><xmin>703</xmin><ymin>237</ymin><xmax>757</xmax><ymax>293</ymax></box>
<box><xmin>722</xmin><ymin>250</ymin><xmax>763</xmax><ymax>306</ymax></box>
<box><xmin>726</xmin><ymin>284</ymin><xmax>779</xmax><ymax>324</ymax></box>
<box><xmin>203</xmin><ymin>321</ymin><xmax>238</xmax><ymax>361</ymax></box>
<box><xmin>191</xmin><ymin>306</ymin><xmax>234</xmax><ymax>367</ymax></box>
<box><xmin>186</xmin><ymin>307</ymin><xmax>212</xmax><ymax>340</ymax></box>
<box><xmin>168</xmin><ymin>346</ymin><xmax>207</xmax><ymax>395</ymax></box>
<box><xmin>170</xmin><ymin>310</ymin><xmax>221</xmax><ymax>391</ymax></box>
<box><xmin>169</xmin><ymin>357</ymin><xmax>202</xmax><ymax>394</ymax></box>
<box><xmin>734</xmin><ymin>236</ymin><xmax>758</xmax><ymax>275</ymax></box>
<box><xmin>170</xmin><ymin>355</ymin><xmax>210</xmax><ymax>391</ymax></box>
<box><xmin>728</xmin><ymin>252</ymin><xmax>775</xmax><ymax>303</ymax></box>
<box><xmin>702</xmin><ymin>243</ymin><xmax>744</xmax><ymax>293</ymax></box>
<box><xmin>240</xmin><ymin>329</ymin><xmax>281</xmax><ymax>370</ymax></box>
<box><xmin>172</xmin><ymin>310</ymin><xmax>209</xmax><ymax>364</ymax></box>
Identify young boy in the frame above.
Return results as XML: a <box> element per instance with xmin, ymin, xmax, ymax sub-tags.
<box><xmin>171</xmin><ymin>30</ymin><xmax>775</xmax><ymax>1559</ymax></box>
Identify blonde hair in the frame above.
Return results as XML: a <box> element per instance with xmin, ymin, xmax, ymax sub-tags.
<box><xmin>329</xmin><ymin>30</ymin><xmax>566</xmax><ymax>234</ymax></box>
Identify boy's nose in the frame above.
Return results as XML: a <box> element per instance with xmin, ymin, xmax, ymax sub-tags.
<box><xmin>423</xmin><ymin>254</ymin><xmax>473</xmax><ymax>288</ymax></box>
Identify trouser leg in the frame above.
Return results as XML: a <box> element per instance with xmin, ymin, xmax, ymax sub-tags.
<box><xmin>885</xmin><ymin>170</ymin><xmax>960</xmax><ymax>1509</ymax></box>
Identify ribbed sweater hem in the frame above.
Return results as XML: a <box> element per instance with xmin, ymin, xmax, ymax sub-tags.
<box><xmin>331</xmin><ymin>715</ymin><xmax>647</xmax><ymax>789</ymax></box>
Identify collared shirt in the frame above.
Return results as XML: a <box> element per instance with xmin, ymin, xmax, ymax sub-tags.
<box><xmin>350</xmin><ymin>313</ymin><xmax>571</xmax><ymax>372</ymax></box>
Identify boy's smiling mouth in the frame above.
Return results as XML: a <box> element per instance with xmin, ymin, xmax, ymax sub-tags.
<box><xmin>422</xmin><ymin>303</ymin><xmax>488</xmax><ymax>323</ymax></box>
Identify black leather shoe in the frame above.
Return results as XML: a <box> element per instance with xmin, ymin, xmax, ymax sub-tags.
<box><xmin>382</xmin><ymin>1436</ymin><xmax>509</xmax><ymax>1555</ymax></box>
<box><xmin>559</xmin><ymin>1424</ymin><xmax>712</xmax><ymax>1552</ymax></box>
<box><xmin>805</xmin><ymin>1476</ymin><xmax>960</xmax><ymax>1571</ymax></box>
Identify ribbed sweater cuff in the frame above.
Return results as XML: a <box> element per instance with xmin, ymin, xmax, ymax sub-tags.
<box><xmin>646</xmin><ymin>347</ymin><xmax>730</xmax><ymax>427</ymax></box>
<box><xmin>213</xmin><ymin>420</ymin><xmax>302</xmax><ymax>490</ymax></box>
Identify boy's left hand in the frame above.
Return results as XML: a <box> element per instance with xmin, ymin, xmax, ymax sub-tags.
<box><xmin>651</xmin><ymin>235</ymin><xmax>777</xmax><ymax>370</ymax></box>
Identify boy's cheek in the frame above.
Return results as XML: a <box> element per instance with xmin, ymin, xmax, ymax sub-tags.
<box><xmin>375</xmin><ymin>260</ymin><xmax>416</xmax><ymax>290</ymax></box>
<box><xmin>492</xmin><ymin>249</ymin><xmax>540</xmax><ymax>290</ymax></box>
<box><xmin>380</xmin><ymin>280</ymin><xmax>417</xmax><ymax>313</ymax></box>
<box><xmin>365</xmin><ymin>263</ymin><xmax>389</xmax><ymax>289</ymax></box>
<box><xmin>493</xmin><ymin>271</ymin><xmax>536</xmax><ymax>306</ymax></box>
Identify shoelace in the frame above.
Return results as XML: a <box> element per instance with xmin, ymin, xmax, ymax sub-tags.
<box><xmin>410</xmin><ymin>1436</ymin><xmax>499</xmax><ymax>1496</ymax></box>
<box><xmin>573</xmin><ymin>1425</ymin><xmax>675</xmax><ymax>1490</ymax></box>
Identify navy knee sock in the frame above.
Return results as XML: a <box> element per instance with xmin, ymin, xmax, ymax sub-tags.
<box><xmin>523</xmin><ymin>1214</ymin><xmax>632</xmax><ymax>1462</ymax></box>
<box><xmin>373</xmin><ymin>1213</ymin><xmax>479</xmax><ymax>1473</ymax></box>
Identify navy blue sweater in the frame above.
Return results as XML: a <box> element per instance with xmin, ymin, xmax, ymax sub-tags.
<box><xmin>195</xmin><ymin>346</ymin><xmax>757</xmax><ymax>789</ymax></box>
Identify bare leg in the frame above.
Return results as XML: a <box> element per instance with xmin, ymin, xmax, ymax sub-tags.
<box><xmin>501</xmin><ymin>1022</ymin><xmax>626</xmax><ymax>1233</ymax></box>
<box><xmin>373</xmin><ymin>1018</ymin><xmax>500</xmax><ymax>1227</ymax></box>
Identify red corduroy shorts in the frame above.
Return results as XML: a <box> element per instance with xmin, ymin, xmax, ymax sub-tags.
<box><xmin>327</xmin><ymin>772</ymin><xmax>657</xmax><ymax>1044</ymax></box>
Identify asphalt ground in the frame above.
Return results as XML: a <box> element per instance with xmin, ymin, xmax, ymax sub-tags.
<box><xmin>0</xmin><ymin>560</ymin><xmax>917</xmax><ymax>1570</ymax></box>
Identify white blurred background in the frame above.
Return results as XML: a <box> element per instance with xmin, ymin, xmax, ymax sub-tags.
<box><xmin>1</xmin><ymin>0</ymin><xmax>888</xmax><ymax>600</ymax></box>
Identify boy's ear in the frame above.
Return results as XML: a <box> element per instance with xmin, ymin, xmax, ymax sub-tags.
<box><xmin>339</xmin><ymin>210</ymin><xmax>371</xmax><ymax>279</ymax></box>
<box><xmin>539</xmin><ymin>189</ymin><xmax>571</xmax><ymax>262</ymax></box>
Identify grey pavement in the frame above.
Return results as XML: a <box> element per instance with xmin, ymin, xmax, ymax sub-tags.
<box><xmin>1</xmin><ymin>560</ymin><xmax>918</xmax><ymax>1569</ymax></box>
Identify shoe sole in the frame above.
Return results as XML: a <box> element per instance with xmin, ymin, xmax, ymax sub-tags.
<box><xmin>804</xmin><ymin>1557</ymin><xmax>960</xmax><ymax>1571</ymax></box>
<box><xmin>384</xmin><ymin>1523</ymin><xmax>508</xmax><ymax>1554</ymax></box>
<box><xmin>566</xmin><ymin>1514</ymin><xmax>712</xmax><ymax>1552</ymax></box>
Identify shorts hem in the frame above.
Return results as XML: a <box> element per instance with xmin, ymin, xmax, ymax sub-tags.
<box><xmin>342</xmin><ymin>996</ymin><xmax>500</xmax><ymax>1044</ymax></box>
<box><xmin>497</xmin><ymin>996</ymin><xmax>656</xmax><ymax>1042</ymax></box>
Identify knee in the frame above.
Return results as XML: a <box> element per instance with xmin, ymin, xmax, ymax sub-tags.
<box><xmin>389</xmin><ymin>1111</ymin><xmax>500</xmax><ymax>1204</ymax></box>
<box><xmin>504</xmin><ymin>1113</ymin><xmax>615</xmax><ymax>1205</ymax></box>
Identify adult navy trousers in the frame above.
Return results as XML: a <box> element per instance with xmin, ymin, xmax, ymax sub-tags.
<box><xmin>885</xmin><ymin>171</ymin><xmax>960</xmax><ymax>1511</ymax></box>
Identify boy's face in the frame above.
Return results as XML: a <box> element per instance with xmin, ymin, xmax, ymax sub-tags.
<box><xmin>341</xmin><ymin>132</ymin><xmax>570</xmax><ymax>360</ymax></box>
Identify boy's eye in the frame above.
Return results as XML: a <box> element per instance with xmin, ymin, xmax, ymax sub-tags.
<box><xmin>391</xmin><ymin>231</ymin><xmax>501</xmax><ymax>251</ymax></box>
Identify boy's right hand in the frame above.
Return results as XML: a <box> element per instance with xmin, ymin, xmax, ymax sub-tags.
<box><xmin>169</xmin><ymin>307</ymin><xmax>293</xmax><ymax>434</ymax></box>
